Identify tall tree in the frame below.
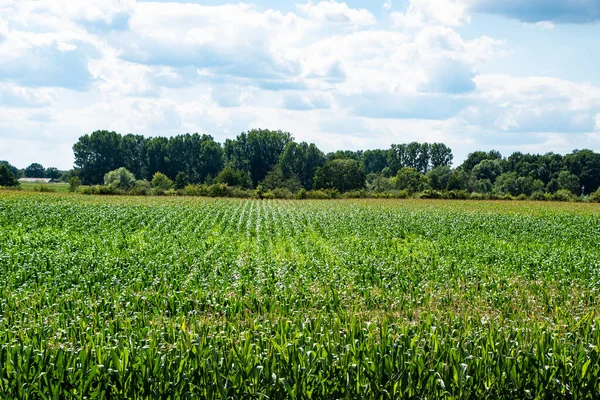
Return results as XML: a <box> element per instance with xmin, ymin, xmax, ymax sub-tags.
<box><xmin>145</xmin><ymin>137</ymin><xmax>170</xmax><ymax>180</ymax></box>
<box><xmin>313</xmin><ymin>159</ymin><xmax>366</xmax><ymax>192</ymax></box>
<box><xmin>120</xmin><ymin>134</ymin><xmax>148</xmax><ymax>180</ymax></box>
<box><xmin>564</xmin><ymin>149</ymin><xmax>600</xmax><ymax>193</ymax></box>
<box><xmin>24</xmin><ymin>163</ymin><xmax>45</xmax><ymax>178</ymax></box>
<box><xmin>279</xmin><ymin>141</ymin><xmax>325</xmax><ymax>190</ymax></box>
<box><xmin>361</xmin><ymin>149</ymin><xmax>389</xmax><ymax>174</ymax></box>
<box><xmin>224</xmin><ymin>129</ymin><xmax>292</xmax><ymax>186</ymax></box>
<box><xmin>73</xmin><ymin>130</ymin><xmax>123</xmax><ymax>184</ymax></box>
<box><xmin>0</xmin><ymin>161</ymin><xmax>21</xmax><ymax>178</ymax></box>
<box><xmin>460</xmin><ymin>150</ymin><xmax>502</xmax><ymax>172</ymax></box>
<box><xmin>0</xmin><ymin>164</ymin><xmax>19</xmax><ymax>187</ymax></box>
<box><xmin>429</xmin><ymin>143</ymin><xmax>453</xmax><ymax>169</ymax></box>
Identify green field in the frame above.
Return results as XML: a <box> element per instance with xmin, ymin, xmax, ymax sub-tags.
<box><xmin>1</xmin><ymin>192</ymin><xmax>599</xmax><ymax>398</ymax></box>
<box><xmin>18</xmin><ymin>182</ymin><xmax>71</xmax><ymax>193</ymax></box>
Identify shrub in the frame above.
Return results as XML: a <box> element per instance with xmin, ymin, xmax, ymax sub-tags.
<box><xmin>183</xmin><ymin>184</ymin><xmax>208</xmax><ymax>197</ymax></box>
<box><xmin>34</xmin><ymin>185</ymin><xmax>55</xmax><ymax>193</ymax></box>
<box><xmin>152</xmin><ymin>172</ymin><xmax>173</xmax><ymax>191</ymax></box>
<box><xmin>104</xmin><ymin>168</ymin><xmax>136</xmax><ymax>191</ymax></box>
<box><xmin>130</xmin><ymin>180</ymin><xmax>151</xmax><ymax>196</ymax></box>
<box><xmin>469</xmin><ymin>192</ymin><xmax>486</xmax><ymax>200</ymax></box>
<box><xmin>343</xmin><ymin>190</ymin><xmax>368</xmax><ymax>199</ymax></box>
<box><xmin>530</xmin><ymin>191</ymin><xmax>546</xmax><ymax>201</ymax></box>
<box><xmin>272</xmin><ymin>188</ymin><xmax>294</xmax><ymax>199</ymax></box>
<box><xmin>442</xmin><ymin>190</ymin><xmax>470</xmax><ymax>200</ymax></box>
<box><xmin>419</xmin><ymin>190</ymin><xmax>442</xmax><ymax>199</ymax></box>
<box><xmin>552</xmin><ymin>189</ymin><xmax>574</xmax><ymax>202</ymax></box>
<box><xmin>68</xmin><ymin>176</ymin><xmax>81</xmax><ymax>192</ymax></box>
<box><xmin>82</xmin><ymin>185</ymin><xmax>119</xmax><ymax>195</ymax></box>
<box><xmin>591</xmin><ymin>189</ymin><xmax>600</xmax><ymax>203</ymax></box>
<box><xmin>516</xmin><ymin>194</ymin><xmax>528</xmax><ymax>201</ymax></box>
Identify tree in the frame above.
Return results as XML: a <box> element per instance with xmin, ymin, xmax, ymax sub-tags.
<box><xmin>313</xmin><ymin>159</ymin><xmax>366</xmax><ymax>192</ymax></box>
<box><xmin>426</xmin><ymin>166</ymin><xmax>452</xmax><ymax>191</ymax></box>
<box><xmin>429</xmin><ymin>143</ymin><xmax>453</xmax><ymax>169</ymax></box>
<box><xmin>166</xmin><ymin>133</ymin><xmax>224</xmax><ymax>183</ymax></box>
<box><xmin>260</xmin><ymin>166</ymin><xmax>302</xmax><ymax>192</ymax></box>
<box><xmin>0</xmin><ymin>161</ymin><xmax>21</xmax><ymax>178</ymax></box>
<box><xmin>471</xmin><ymin>159</ymin><xmax>503</xmax><ymax>184</ymax></box>
<box><xmin>563</xmin><ymin>150</ymin><xmax>600</xmax><ymax>193</ymax></box>
<box><xmin>215</xmin><ymin>166</ymin><xmax>253</xmax><ymax>189</ymax></box>
<box><xmin>557</xmin><ymin>170</ymin><xmax>580</xmax><ymax>194</ymax></box>
<box><xmin>460</xmin><ymin>150</ymin><xmax>502</xmax><ymax>172</ymax></box>
<box><xmin>361</xmin><ymin>150</ymin><xmax>389</xmax><ymax>174</ymax></box>
<box><xmin>73</xmin><ymin>130</ymin><xmax>123</xmax><ymax>184</ymax></box>
<box><xmin>104</xmin><ymin>167</ymin><xmax>136</xmax><ymax>191</ymax></box>
<box><xmin>224</xmin><ymin>129</ymin><xmax>292</xmax><ymax>186</ymax></box>
<box><xmin>279</xmin><ymin>141</ymin><xmax>325</xmax><ymax>190</ymax></box>
<box><xmin>0</xmin><ymin>164</ymin><xmax>19</xmax><ymax>187</ymax></box>
<box><xmin>68</xmin><ymin>176</ymin><xmax>81</xmax><ymax>192</ymax></box>
<box><xmin>395</xmin><ymin>167</ymin><xmax>423</xmax><ymax>193</ymax></box>
<box><xmin>174</xmin><ymin>172</ymin><xmax>189</xmax><ymax>190</ymax></box>
<box><xmin>25</xmin><ymin>163</ymin><xmax>45</xmax><ymax>178</ymax></box>
<box><xmin>45</xmin><ymin>167</ymin><xmax>61</xmax><ymax>180</ymax></box>
<box><xmin>151</xmin><ymin>172</ymin><xmax>173</xmax><ymax>191</ymax></box>
<box><xmin>120</xmin><ymin>134</ymin><xmax>147</xmax><ymax>179</ymax></box>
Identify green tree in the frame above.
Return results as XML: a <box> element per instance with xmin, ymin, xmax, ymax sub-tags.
<box><xmin>395</xmin><ymin>167</ymin><xmax>422</xmax><ymax>193</ymax></box>
<box><xmin>151</xmin><ymin>172</ymin><xmax>173</xmax><ymax>191</ymax></box>
<box><xmin>471</xmin><ymin>159</ymin><xmax>503</xmax><ymax>184</ymax></box>
<box><xmin>0</xmin><ymin>161</ymin><xmax>20</xmax><ymax>178</ymax></box>
<box><xmin>361</xmin><ymin>150</ymin><xmax>389</xmax><ymax>174</ymax></box>
<box><xmin>313</xmin><ymin>159</ymin><xmax>366</xmax><ymax>192</ymax></box>
<box><xmin>0</xmin><ymin>164</ymin><xmax>19</xmax><ymax>187</ymax></box>
<box><xmin>174</xmin><ymin>172</ymin><xmax>189</xmax><ymax>190</ymax></box>
<box><xmin>45</xmin><ymin>167</ymin><xmax>61</xmax><ymax>180</ymax></box>
<box><xmin>557</xmin><ymin>170</ymin><xmax>580</xmax><ymax>194</ymax></box>
<box><xmin>429</xmin><ymin>143</ymin><xmax>453</xmax><ymax>169</ymax></box>
<box><xmin>120</xmin><ymin>134</ymin><xmax>147</xmax><ymax>179</ymax></box>
<box><xmin>25</xmin><ymin>163</ymin><xmax>45</xmax><ymax>178</ymax></box>
<box><xmin>68</xmin><ymin>176</ymin><xmax>81</xmax><ymax>192</ymax></box>
<box><xmin>460</xmin><ymin>150</ymin><xmax>502</xmax><ymax>172</ymax></box>
<box><xmin>279</xmin><ymin>141</ymin><xmax>325</xmax><ymax>190</ymax></box>
<box><xmin>215</xmin><ymin>166</ymin><xmax>253</xmax><ymax>189</ymax></box>
<box><xmin>260</xmin><ymin>166</ymin><xmax>302</xmax><ymax>192</ymax></box>
<box><xmin>73</xmin><ymin>130</ymin><xmax>123</xmax><ymax>184</ymax></box>
<box><xmin>426</xmin><ymin>166</ymin><xmax>452</xmax><ymax>191</ymax></box>
<box><xmin>564</xmin><ymin>149</ymin><xmax>600</xmax><ymax>193</ymax></box>
<box><xmin>224</xmin><ymin>129</ymin><xmax>292</xmax><ymax>186</ymax></box>
<box><xmin>104</xmin><ymin>167</ymin><xmax>136</xmax><ymax>191</ymax></box>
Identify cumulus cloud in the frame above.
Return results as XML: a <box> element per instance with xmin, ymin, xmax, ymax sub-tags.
<box><xmin>0</xmin><ymin>84</ymin><xmax>56</xmax><ymax>107</ymax></box>
<box><xmin>297</xmin><ymin>1</ymin><xmax>376</xmax><ymax>26</ymax></box>
<box><xmin>391</xmin><ymin>0</ymin><xmax>470</xmax><ymax>27</ymax></box>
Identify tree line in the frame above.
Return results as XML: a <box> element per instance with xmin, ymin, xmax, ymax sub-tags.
<box><xmin>1</xmin><ymin>129</ymin><xmax>600</xmax><ymax>200</ymax></box>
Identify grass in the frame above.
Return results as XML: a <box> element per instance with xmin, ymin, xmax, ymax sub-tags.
<box><xmin>18</xmin><ymin>182</ymin><xmax>71</xmax><ymax>193</ymax></box>
<box><xmin>0</xmin><ymin>192</ymin><xmax>599</xmax><ymax>398</ymax></box>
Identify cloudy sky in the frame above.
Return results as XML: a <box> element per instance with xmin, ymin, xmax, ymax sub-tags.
<box><xmin>1</xmin><ymin>0</ymin><xmax>600</xmax><ymax>170</ymax></box>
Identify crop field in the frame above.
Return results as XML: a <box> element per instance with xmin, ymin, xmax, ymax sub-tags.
<box><xmin>1</xmin><ymin>192</ymin><xmax>600</xmax><ymax>398</ymax></box>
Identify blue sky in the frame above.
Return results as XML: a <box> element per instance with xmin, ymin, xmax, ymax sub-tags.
<box><xmin>1</xmin><ymin>0</ymin><xmax>600</xmax><ymax>170</ymax></box>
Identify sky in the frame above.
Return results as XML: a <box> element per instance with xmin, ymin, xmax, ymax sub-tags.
<box><xmin>1</xmin><ymin>0</ymin><xmax>600</xmax><ymax>170</ymax></box>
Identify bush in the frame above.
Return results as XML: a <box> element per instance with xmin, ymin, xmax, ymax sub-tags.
<box><xmin>552</xmin><ymin>189</ymin><xmax>574</xmax><ymax>202</ymax></box>
<box><xmin>469</xmin><ymin>192</ymin><xmax>486</xmax><ymax>200</ymax></box>
<box><xmin>343</xmin><ymin>190</ymin><xmax>368</xmax><ymax>199</ymax></box>
<box><xmin>442</xmin><ymin>190</ymin><xmax>470</xmax><ymax>200</ymax></box>
<box><xmin>130</xmin><ymin>180</ymin><xmax>151</xmax><ymax>196</ymax></box>
<box><xmin>151</xmin><ymin>172</ymin><xmax>173</xmax><ymax>191</ymax></box>
<box><xmin>591</xmin><ymin>189</ymin><xmax>600</xmax><ymax>203</ymax></box>
<box><xmin>68</xmin><ymin>176</ymin><xmax>81</xmax><ymax>192</ymax></box>
<box><xmin>272</xmin><ymin>188</ymin><xmax>294</xmax><ymax>199</ymax></box>
<box><xmin>34</xmin><ymin>185</ymin><xmax>55</xmax><ymax>193</ymax></box>
<box><xmin>104</xmin><ymin>168</ymin><xmax>136</xmax><ymax>191</ymax></box>
<box><xmin>82</xmin><ymin>185</ymin><xmax>119</xmax><ymax>195</ymax></box>
<box><xmin>516</xmin><ymin>194</ymin><xmax>528</xmax><ymax>201</ymax></box>
<box><xmin>183</xmin><ymin>184</ymin><xmax>208</xmax><ymax>197</ymax></box>
<box><xmin>530</xmin><ymin>191</ymin><xmax>546</xmax><ymax>201</ymax></box>
<box><xmin>304</xmin><ymin>189</ymin><xmax>339</xmax><ymax>199</ymax></box>
<box><xmin>419</xmin><ymin>190</ymin><xmax>442</xmax><ymax>199</ymax></box>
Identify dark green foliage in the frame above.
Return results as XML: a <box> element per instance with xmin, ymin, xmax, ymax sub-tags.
<box><xmin>313</xmin><ymin>159</ymin><xmax>366</xmax><ymax>192</ymax></box>
<box><xmin>24</xmin><ymin>162</ymin><xmax>45</xmax><ymax>178</ymax></box>
<box><xmin>224</xmin><ymin>129</ymin><xmax>292</xmax><ymax>185</ymax></box>
<box><xmin>45</xmin><ymin>167</ymin><xmax>61</xmax><ymax>180</ymax></box>
<box><xmin>361</xmin><ymin>149</ymin><xmax>389</xmax><ymax>174</ymax></box>
<box><xmin>0</xmin><ymin>161</ymin><xmax>21</xmax><ymax>178</ymax></box>
<box><xmin>215</xmin><ymin>166</ymin><xmax>253</xmax><ymax>189</ymax></box>
<box><xmin>0</xmin><ymin>164</ymin><xmax>19</xmax><ymax>187</ymax></box>
<box><xmin>174</xmin><ymin>172</ymin><xmax>189</xmax><ymax>190</ymax></box>
<box><xmin>279</xmin><ymin>142</ymin><xmax>325</xmax><ymax>190</ymax></box>
<box><xmin>68</xmin><ymin>176</ymin><xmax>81</xmax><ymax>192</ymax></box>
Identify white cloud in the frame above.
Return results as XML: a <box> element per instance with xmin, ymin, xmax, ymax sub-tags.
<box><xmin>297</xmin><ymin>1</ymin><xmax>376</xmax><ymax>26</ymax></box>
<box><xmin>391</xmin><ymin>0</ymin><xmax>470</xmax><ymax>27</ymax></box>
